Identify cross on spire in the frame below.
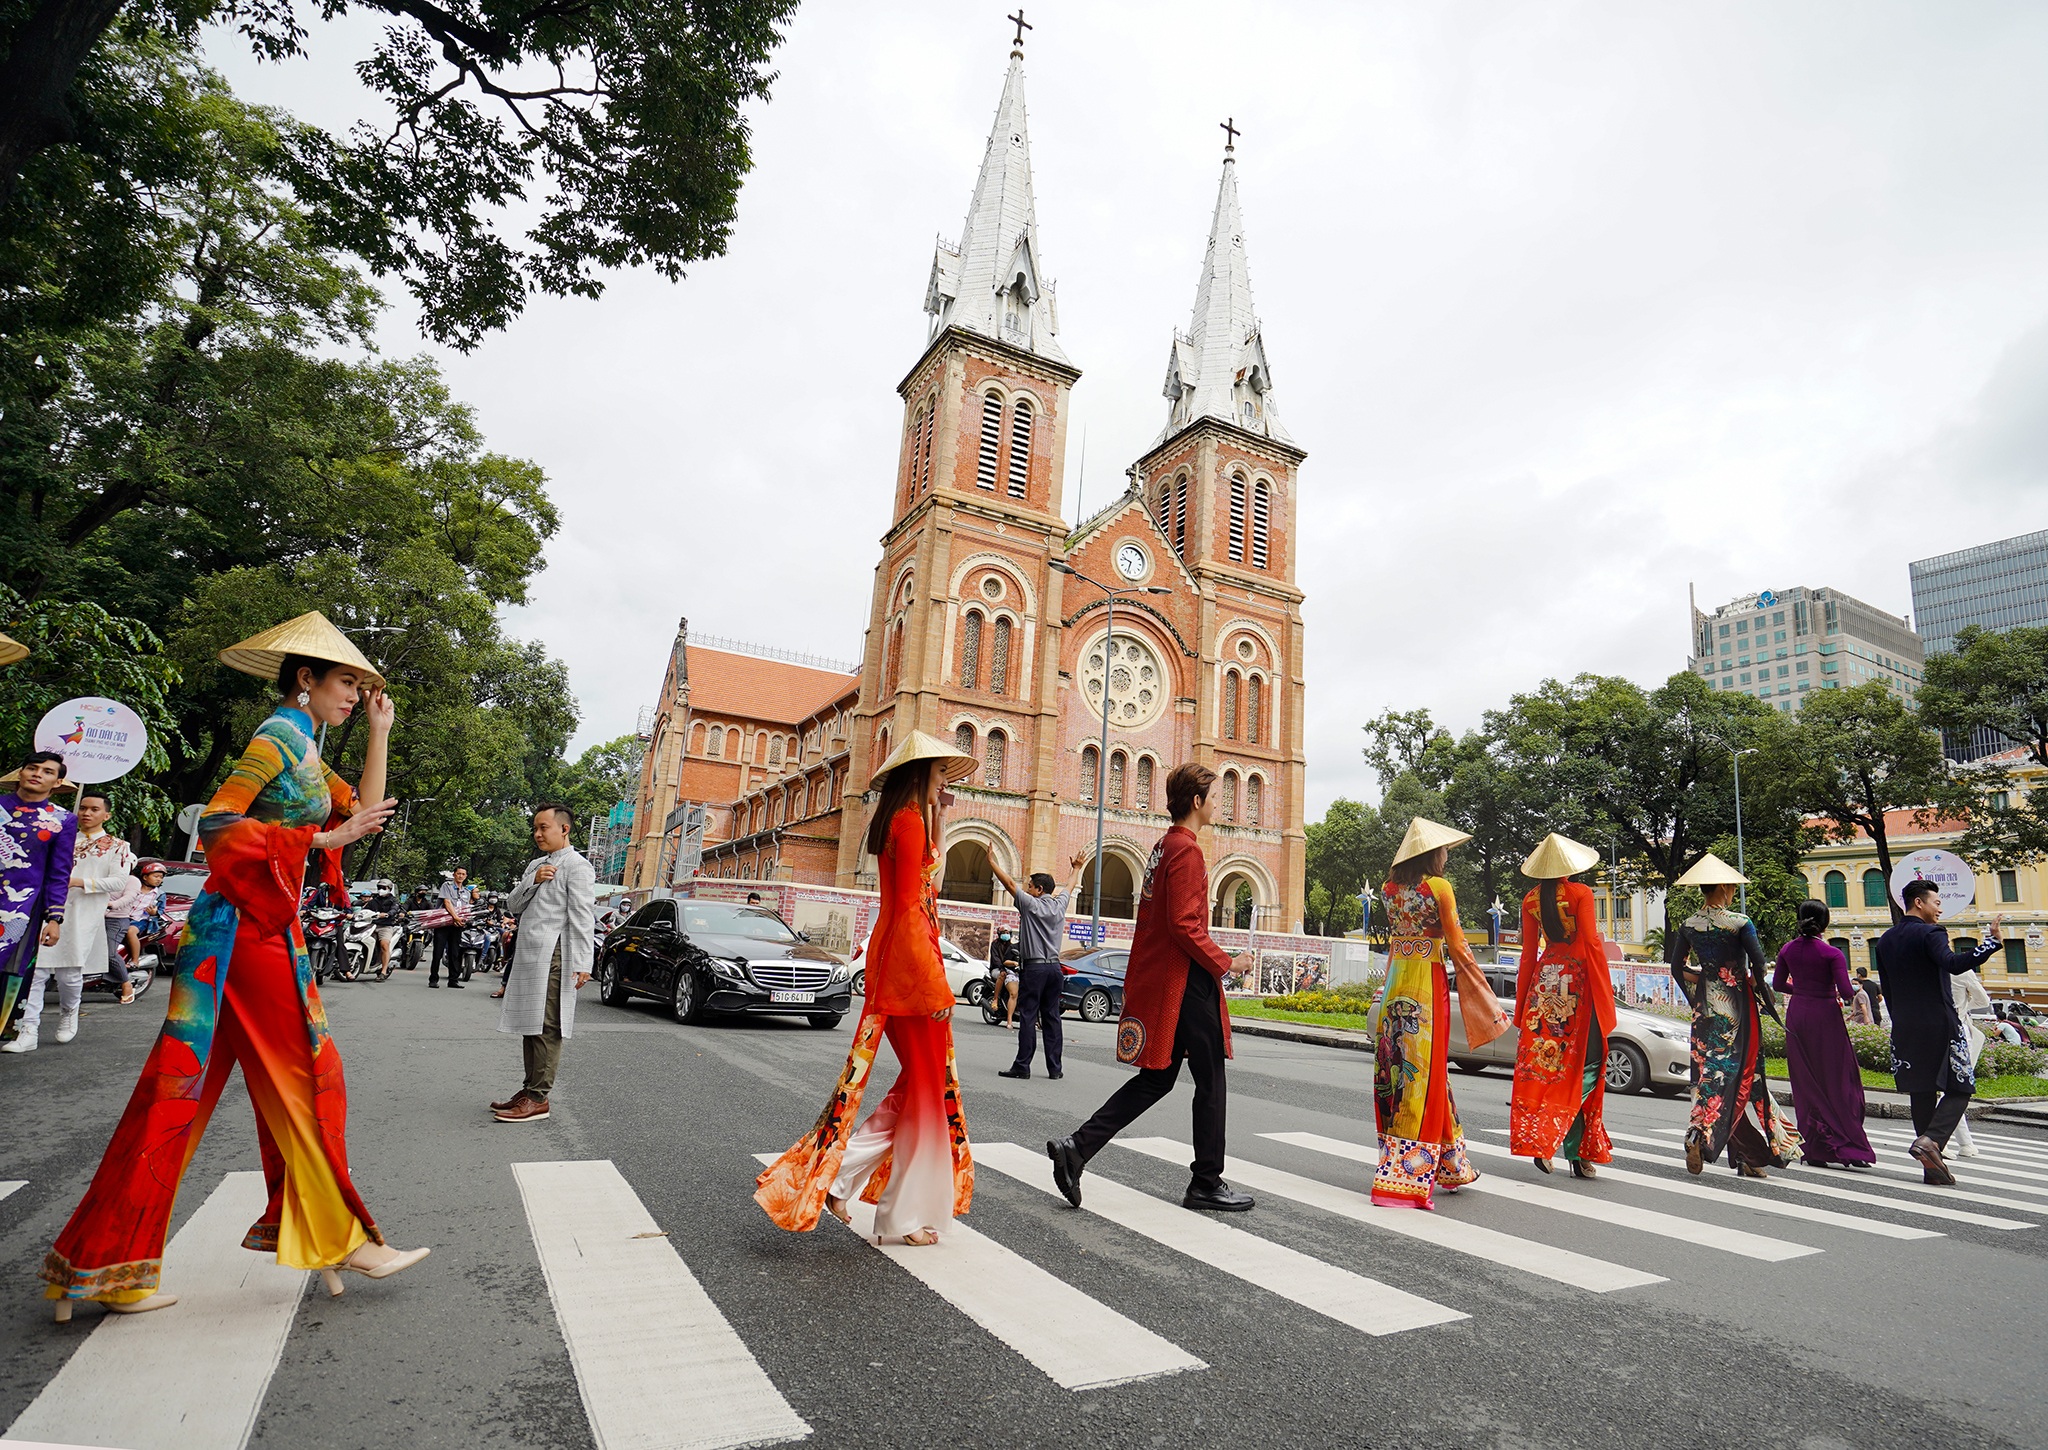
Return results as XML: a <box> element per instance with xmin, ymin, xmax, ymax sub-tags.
<box><xmin>1220</xmin><ymin>116</ymin><xmax>1240</xmax><ymax>154</ymax></box>
<box><xmin>1008</xmin><ymin>9</ymin><xmax>1032</xmax><ymax>47</ymax></box>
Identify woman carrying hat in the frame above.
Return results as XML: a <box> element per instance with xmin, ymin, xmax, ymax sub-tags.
<box><xmin>1669</xmin><ymin>853</ymin><xmax>1799</xmax><ymax>1178</ymax></box>
<box><xmin>1508</xmin><ymin>834</ymin><xmax>1616</xmax><ymax>1178</ymax></box>
<box><xmin>756</xmin><ymin>731</ymin><xmax>975</xmax><ymax>1245</ymax></box>
<box><xmin>43</xmin><ymin>613</ymin><xmax>429</xmax><ymax>1319</ymax></box>
<box><xmin>1370</xmin><ymin>818</ymin><xmax>1509</xmax><ymax>1209</ymax></box>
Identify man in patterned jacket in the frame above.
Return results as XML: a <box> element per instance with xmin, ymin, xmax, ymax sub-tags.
<box><xmin>1</xmin><ymin>752</ymin><xmax>76</xmax><ymax>1045</ymax></box>
<box><xmin>1047</xmin><ymin>762</ymin><xmax>1254</xmax><ymax>1212</ymax></box>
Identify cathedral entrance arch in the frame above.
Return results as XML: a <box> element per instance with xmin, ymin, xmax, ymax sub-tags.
<box><xmin>1078</xmin><ymin>846</ymin><xmax>1141</xmax><ymax>920</ymax></box>
<box><xmin>941</xmin><ymin>841</ymin><xmax>995</xmax><ymax>905</ymax></box>
<box><xmin>1213</xmin><ymin>872</ymin><xmax>1258</xmax><ymax>929</ymax></box>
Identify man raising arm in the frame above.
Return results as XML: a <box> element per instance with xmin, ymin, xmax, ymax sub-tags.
<box><xmin>993</xmin><ymin>851</ymin><xmax>1086</xmax><ymax>1080</ymax></box>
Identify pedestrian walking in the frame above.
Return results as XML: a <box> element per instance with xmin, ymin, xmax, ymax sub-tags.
<box><xmin>430</xmin><ymin>866</ymin><xmax>473</xmax><ymax>987</ymax></box>
<box><xmin>1670</xmin><ymin>853</ymin><xmax>1801</xmax><ymax>1179</ymax></box>
<box><xmin>9</xmin><ymin>788</ymin><xmax>133</xmax><ymax>1052</ymax></box>
<box><xmin>1507</xmin><ymin>833</ymin><xmax>1614</xmax><ymax>1179</ymax></box>
<box><xmin>1855</xmin><ymin>966</ymin><xmax>1887</xmax><ymax>1028</ymax></box>
<box><xmin>491</xmin><ymin>807</ymin><xmax>596</xmax><ymax>1123</ymax></box>
<box><xmin>756</xmin><ymin>732</ymin><xmax>976</xmax><ymax>1245</ymax></box>
<box><xmin>1772</xmin><ymin>901</ymin><xmax>1875</xmax><ymax>1168</ymax></box>
<box><xmin>0</xmin><ymin>752</ymin><xmax>75</xmax><ymax>1044</ymax></box>
<box><xmin>100</xmin><ymin>836</ymin><xmax>144</xmax><ymax>1004</ymax></box>
<box><xmin>1875</xmin><ymin>878</ymin><xmax>2004</xmax><ymax>1184</ymax></box>
<box><xmin>43</xmin><ymin>612</ymin><xmax>428</xmax><ymax>1320</ymax></box>
<box><xmin>1045</xmin><ymin>763</ymin><xmax>1257</xmax><ymax>1214</ymax></box>
<box><xmin>1368</xmin><ymin>817</ymin><xmax>1510</xmax><ymax>1209</ymax></box>
<box><xmin>992</xmin><ymin>852</ymin><xmax>1084</xmax><ymax>1080</ymax></box>
<box><xmin>1947</xmin><ymin>963</ymin><xmax>1995</xmax><ymax>1159</ymax></box>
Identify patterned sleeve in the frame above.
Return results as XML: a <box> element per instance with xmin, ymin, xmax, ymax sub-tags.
<box><xmin>321</xmin><ymin>762</ymin><xmax>358</xmax><ymax>818</ymax></box>
<box><xmin>197</xmin><ymin>722</ymin><xmax>322</xmax><ymax>934</ymax></box>
<box><xmin>198</xmin><ymin>724</ymin><xmax>290</xmax><ymax>850</ymax></box>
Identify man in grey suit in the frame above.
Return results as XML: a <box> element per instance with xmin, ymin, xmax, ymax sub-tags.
<box><xmin>492</xmin><ymin>805</ymin><xmax>596</xmax><ymax>1123</ymax></box>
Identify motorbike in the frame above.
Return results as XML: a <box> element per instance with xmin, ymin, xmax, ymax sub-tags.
<box><xmin>327</xmin><ymin>908</ymin><xmax>382</xmax><ymax>983</ymax></box>
<box><xmin>979</xmin><ymin>965</ymin><xmax>1013</xmax><ymax>1026</ymax></box>
<box><xmin>457</xmin><ymin>921</ymin><xmax>491</xmax><ymax>981</ymax></box>
<box><xmin>398</xmin><ymin>913</ymin><xmax>432</xmax><ymax>971</ymax></box>
<box><xmin>80</xmin><ymin>919</ymin><xmax>170</xmax><ymax>1004</ymax></box>
<box><xmin>303</xmin><ymin>906</ymin><xmax>347</xmax><ymax>983</ymax></box>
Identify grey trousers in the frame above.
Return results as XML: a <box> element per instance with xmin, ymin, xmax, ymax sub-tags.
<box><xmin>523</xmin><ymin>946</ymin><xmax>564</xmax><ymax>1098</ymax></box>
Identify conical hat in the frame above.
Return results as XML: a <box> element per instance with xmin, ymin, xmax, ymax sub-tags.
<box><xmin>869</xmin><ymin>729</ymin><xmax>977</xmax><ymax>790</ymax></box>
<box><xmin>218</xmin><ymin>611</ymin><xmax>384</xmax><ymax>690</ymax></box>
<box><xmin>1391</xmin><ymin>816</ymin><xmax>1472</xmax><ymax>866</ymax></box>
<box><xmin>1674</xmin><ymin>851</ymin><xmax>1748</xmax><ymax>887</ymax></box>
<box><xmin>1521</xmin><ymin>832</ymin><xmax>1602</xmax><ymax>880</ymax></box>
<box><xmin>0</xmin><ymin>633</ymin><xmax>26</xmax><ymax>667</ymax></box>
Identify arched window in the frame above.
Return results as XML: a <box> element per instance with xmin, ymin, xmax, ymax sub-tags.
<box><xmin>768</xmin><ymin>736</ymin><xmax>783</xmax><ymax>767</ymax></box>
<box><xmin>689</xmin><ymin>722</ymin><xmax>705</xmax><ymax>754</ymax></box>
<box><xmin>1823</xmin><ymin>870</ymin><xmax>1847</xmax><ymax>909</ymax></box>
<box><xmin>975</xmin><ymin>393</ymin><xmax>1003</xmax><ymax>489</ymax></box>
<box><xmin>961</xmin><ymin>610</ymin><xmax>982</xmax><ymax>689</ymax></box>
<box><xmin>920</xmin><ymin>392</ymin><xmax>937</xmax><ymax>491</ymax></box>
<box><xmin>773</xmin><ymin>794</ymin><xmax>785</xmax><ymax>825</ymax></box>
<box><xmin>1247</xmin><ymin>676</ymin><xmax>1262</xmax><ymax>744</ymax></box>
<box><xmin>1108</xmin><ymin>750</ymin><xmax>1127</xmax><ymax>807</ymax></box>
<box><xmin>954</xmin><ymin>722</ymin><xmax>975</xmax><ymax>756</ymax></box>
<box><xmin>1247</xmin><ymin>775</ymin><xmax>1263</xmax><ymax>826</ymax></box>
<box><xmin>1252</xmin><ymin>481</ymin><xmax>1271</xmax><ymax>569</ymax></box>
<box><xmin>1220</xmin><ymin>771</ymin><xmax>1238</xmax><ymax>823</ymax></box>
<box><xmin>708</xmin><ymin>725</ymin><xmax>724</xmax><ymax>759</ymax></box>
<box><xmin>873</xmin><ymin>728</ymin><xmax>890</xmax><ymax>775</ymax></box>
<box><xmin>1154</xmin><ymin>482</ymin><xmax>1172</xmax><ymax>531</ymax></box>
<box><xmin>990</xmin><ymin>617</ymin><xmax>1012</xmax><ymax>694</ymax></box>
<box><xmin>1228</xmin><ymin>476</ymin><xmax>1246</xmax><ymax>562</ymax></box>
<box><xmin>1007</xmin><ymin>398</ymin><xmax>1032</xmax><ymax>498</ymax></box>
<box><xmin>1862</xmin><ymin>869</ymin><xmax>1888</xmax><ymax>907</ymax></box>
<box><xmin>1136</xmin><ymin>756</ymin><xmax>1154</xmax><ymax>811</ymax></box>
<box><xmin>1223</xmin><ymin>671</ymin><xmax>1239</xmax><ymax>740</ymax></box>
<box><xmin>986</xmin><ymin>729</ymin><xmax>1006</xmax><ymax>789</ymax></box>
<box><xmin>819</xmin><ymin>774</ymin><xmax>833</xmax><ymax>810</ymax></box>
<box><xmin>1080</xmin><ymin>745</ymin><xmax>1099</xmax><ymax>803</ymax></box>
<box><xmin>906</xmin><ymin>405</ymin><xmax>925</xmax><ymax>493</ymax></box>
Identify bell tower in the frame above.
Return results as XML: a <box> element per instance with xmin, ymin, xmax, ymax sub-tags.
<box><xmin>837</xmin><ymin>27</ymin><xmax>1082</xmax><ymax>886</ymax></box>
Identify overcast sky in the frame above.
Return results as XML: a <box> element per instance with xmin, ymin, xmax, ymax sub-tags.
<box><xmin>206</xmin><ymin>1</ymin><xmax>2048</xmax><ymax>815</ymax></box>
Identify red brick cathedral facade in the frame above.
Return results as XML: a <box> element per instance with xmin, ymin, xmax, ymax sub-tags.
<box><xmin>636</xmin><ymin>38</ymin><xmax>1307</xmax><ymax>930</ymax></box>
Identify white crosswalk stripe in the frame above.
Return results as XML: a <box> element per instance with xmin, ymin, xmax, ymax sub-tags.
<box><xmin>1588</xmin><ymin>1131</ymin><xmax>2036</xmax><ymax>1229</ymax></box>
<box><xmin>513</xmin><ymin>1159</ymin><xmax>810</xmax><ymax>1450</ymax></box>
<box><xmin>0</xmin><ymin>1181</ymin><xmax>23</xmax><ymax>1204</ymax></box>
<box><xmin>1116</xmin><ymin>1137</ymin><xmax>1666</xmax><ymax>1290</ymax></box>
<box><xmin>974</xmin><ymin>1140</ymin><xmax>1467</xmax><ymax>1337</ymax></box>
<box><xmin>4</xmin><ymin>1172</ymin><xmax>304</xmax><ymax>1450</ymax></box>
<box><xmin>750</xmin><ymin>1152</ymin><xmax>1203</xmax><ymax>1389</ymax></box>
<box><xmin>1863</xmin><ymin>1128</ymin><xmax>2048</xmax><ymax>1180</ymax></box>
<box><xmin>1264</xmin><ymin>1131</ymin><xmax>1819</xmax><ymax>1262</ymax></box>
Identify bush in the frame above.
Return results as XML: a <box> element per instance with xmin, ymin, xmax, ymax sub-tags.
<box><xmin>1976</xmin><ymin>1040</ymin><xmax>2048</xmax><ymax>1080</ymax></box>
<box><xmin>1261</xmin><ymin>989</ymin><xmax>1376</xmax><ymax>1017</ymax></box>
<box><xmin>1847</xmin><ymin>1024</ymin><xmax>1894</xmax><ymax>1074</ymax></box>
<box><xmin>1760</xmin><ymin>1015</ymin><xmax>1786</xmax><ymax>1058</ymax></box>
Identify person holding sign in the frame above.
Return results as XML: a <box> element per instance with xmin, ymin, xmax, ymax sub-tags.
<box><xmin>43</xmin><ymin>612</ymin><xmax>429</xmax><ymax>1320</ymax></box>
<box><xmin>0</xmin><ymin>752</ymin><xmax>76</xmax><ymax>1046</ymax></box>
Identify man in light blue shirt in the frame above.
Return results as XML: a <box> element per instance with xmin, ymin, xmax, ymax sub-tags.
<box><xmin>993</xmin><ymin>852</ymin><xmax>1085</xmax><ymax>1081</ymax></box>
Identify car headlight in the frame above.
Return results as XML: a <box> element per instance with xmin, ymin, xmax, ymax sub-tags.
<box><xmin>1651</xmin><ymin>1022</ymin><xmax>1689</xmax><ymax>1042</ymax></box>
<box><xmin>711</xmin><ymin>957</ymin><xmax>746</xmax><ymax>982</ymax></box>
<box><xmin>830</xmin><ymin>963</ymin><xmax>851</xmax><ymax>984</ymax></box>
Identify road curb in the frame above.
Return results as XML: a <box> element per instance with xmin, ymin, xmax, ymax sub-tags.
<box><xmin>1229</xmin><ymin>1018</ymin><xmax>1375</xmax><ymax>1053</ymax></box>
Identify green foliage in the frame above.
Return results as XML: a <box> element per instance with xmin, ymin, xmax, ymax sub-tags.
<box><xmin>1976</xmin><ymin>1040</ymin><xmax>2048</xmax><ymax>1080</ymax></box>
<box><xmin>1304</xmin><ymin>796</ymin><xmax>1376</xmax><ymax>935</ymax></box>
<box><xmin>1846</xmin><ymin>1024</ymin><xmax>1894</xmax><ymax>1074</ymax></box>
<box><xmin>1360</xmin><ymin>707</ymin><xmax>1451</xmax><ymax>790</ymax></box>
<box><xmin>1759</xmin><ymin>1013</ymin><xmax>1786</xmax><ymax>1058</ymax></box>
<box><xmin>1918</xmin><ymin>624</ymin><xmax>2048</xmax><ymax>869</ymax></box>
<box><xmin>1257</xmin><ymin>987</ymin><xmax>1378</xmax><ymax>1019</ymax></box>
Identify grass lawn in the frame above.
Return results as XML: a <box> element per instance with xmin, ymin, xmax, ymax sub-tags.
<box><xmin>1764</xmin><ymin>1058</ymin><xmax>2048</xmax><ymax>1100</ymax></box>
<box><xmin>1228</xmin><ymin>1000</ymin><xmax>1375</xmax><ymax>1032</ymax></box>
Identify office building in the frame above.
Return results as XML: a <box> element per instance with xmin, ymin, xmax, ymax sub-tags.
<box><xmin>1687</xmin><ymin>585</ymin><xmax>1924</xmax><ymax>713</ymax></box>
<box><xmin>1909</xmin><ymin>528</ymin><xmax>2048</xmax><ymax>655</ymax></box>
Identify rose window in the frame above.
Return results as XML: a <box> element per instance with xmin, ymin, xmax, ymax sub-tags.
<box><xmin>1082</xmin><ymin>634</ymin><xmax>1165</xmax><ymax>730</ymax></box>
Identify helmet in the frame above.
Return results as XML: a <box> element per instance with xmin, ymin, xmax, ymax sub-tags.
<box><xmin>137</xmin><ymin>859</ymin><xmax>168</xmax><ymax>875</ymax></box>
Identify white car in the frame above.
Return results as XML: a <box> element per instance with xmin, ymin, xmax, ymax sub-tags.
<box><xmin>849</xmin><ymin>932</ymin><xmax>985</xmax><ymax>1003</ymax></box>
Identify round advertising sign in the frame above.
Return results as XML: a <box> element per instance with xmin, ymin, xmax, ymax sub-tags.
<box><xmin>34</xmin><ymin>696</ymin><xmax>149</xmax><ymax>784</ymax></box>
<box><xmin>1889</xmin><ymin>848</ymin><xmax>1976</xmax><ymax>911</ymax></box>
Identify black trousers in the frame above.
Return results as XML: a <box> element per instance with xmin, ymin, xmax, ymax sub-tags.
<box><xmin>1011</xmin><ymin>961</ymin><xmax>1064</xmax><ymax>1075</ymax></box>
<box><xmin>1910</xmin><ymin>1088</ymin><xmax>1973</xmax><ymax>1149</ymax></box>
<box><xmin>1072</xmin><ymin>968</ymin><xmax>1226</xmax><ymax>1192</ymax></box>
<box><xmin>430</xmin><ymin>925</ymin><xmax>463</xmax><ymax>983</ymax></box>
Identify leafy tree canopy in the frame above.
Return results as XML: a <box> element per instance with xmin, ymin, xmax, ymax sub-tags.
<box><xmin>1917</xmin><ymin>624</ymin><xmax>2048</xmax><ymax>868</ymax></box>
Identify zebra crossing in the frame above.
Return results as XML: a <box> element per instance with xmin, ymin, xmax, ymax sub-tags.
<box><xmin>8</xmin><ymin>1117</ymin><xmax>2048</xmax><ymax>1450</ymax></box>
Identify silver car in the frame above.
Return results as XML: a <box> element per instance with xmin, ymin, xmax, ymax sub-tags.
<box><xmin>1369</xmin><ymin>963</ymin><xmax>1694</xmax><ymax>1095</ymax></box>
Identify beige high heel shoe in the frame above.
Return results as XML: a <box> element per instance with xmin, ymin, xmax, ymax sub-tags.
<box><xmin>318</xmin><ymin>1243</ymin><xmax>431</xmax><ymax>1297</ymax></box>
<box><xmin>54</xmin><ymin>1293</ymin><xmax>178</xmax><ymax>1323</ymax></box>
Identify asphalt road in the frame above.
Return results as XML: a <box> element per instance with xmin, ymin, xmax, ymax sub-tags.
<box><xmin>3</xmin><ymin>966</ymin><xmax>2046</xmax><ymax>1450</ymax></box>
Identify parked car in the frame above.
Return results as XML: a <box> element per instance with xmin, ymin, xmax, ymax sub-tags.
<box><xmin>596</xmin><ymin>897</ymin><xmax>854</xmax><ymax>1029</ymax></box>
<box><xmin>158</xmin><ymin>864</ymin><xmax>211</xmax><ymax>905</ymax></box>
<box><xmin>1368</xmin><ymin>964</ymin><xmax>1694</xmax><ymax>1095</ymax></box>
<box><xmin>1059</xmin><ymin>948</ymin><xmax>1129</xmax><ymax>1023</ymax></box>
<box><xmin>849</xmin><ymin>931</ymin><xmax>984</xmax><ymax>1004</ymax></box>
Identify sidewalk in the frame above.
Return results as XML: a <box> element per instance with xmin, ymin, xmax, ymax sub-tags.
<box><xmin>1230</xmin><ymin>1018</ymin><xmax>2048</xmax><ymax>1123</ymax></box>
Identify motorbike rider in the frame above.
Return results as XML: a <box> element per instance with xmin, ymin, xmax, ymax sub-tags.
<box><xmin>126</xmin><ymin>861</ymin><xmax>169</xmax><ymax>963</ymax></box>
<box><xmin>364</xmin><ymin>879</ymin><xmax>404</xmax><ymax>976</ymax></box>
<box><xmin>989</xmin><ymin>927</ymin><xmax>1021</xmax><ymax>1029</ymax></box>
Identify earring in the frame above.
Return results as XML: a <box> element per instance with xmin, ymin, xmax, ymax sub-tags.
<box><xmin>297</xmin><ymin>691</ymin><xmax>311</xmax><ymax>708</ymax></box>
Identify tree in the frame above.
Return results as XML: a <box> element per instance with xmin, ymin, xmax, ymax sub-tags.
<box><xmin>1437</xmin><ymin>730</ymin><xmax>1546</xmax><ymax>926</ymax></box>
<box><xmin>1</xmin><ymin>0</ymin><xmax>800</xmax><ymax>347</ymax></box>
<box><xmin>1360</xmin><ymin>706</ymin><xmax>1451</xmax><ymax>791</ymax></box>
<box><xmin>1304</xmin><ymin>797</ymin><xmax>1376</xmax><ymax>936</ymax></box>
<box><xmin>1774</xmin><ymin>683</ymin><xmax>1978</xmax><ymax>925</ymax></box>
<box><xmin>1917</xmin><ymin>623</ymin><xmax>2048</xmax><ymax>868</ymax></box>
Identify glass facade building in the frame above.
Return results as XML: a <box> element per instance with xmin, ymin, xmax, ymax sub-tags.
<box><xmin>1687</xmin><ymin>584</ymin><xmax>1924</xmax><ymax>714</ymax></box>
<box><xmin>1909</xmin><ymin>528</ymin><xmax>2048</xmax><ymax>656</ymax></box>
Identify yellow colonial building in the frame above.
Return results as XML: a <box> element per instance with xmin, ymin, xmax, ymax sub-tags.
<box><xmin>1797</xmin><ymin>752</ymin><xmax>2047</xmax><ymax>1004</ymax></box>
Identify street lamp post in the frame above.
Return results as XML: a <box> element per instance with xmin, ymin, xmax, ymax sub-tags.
<box><xmin>1730</xmin><ymin>746</ymin><xmax>1755</xmax><ymax>917</ymax></box>
<box><xmin>1051</xmin><ymin>560</ymin><xmax>1171</xmax><ymax>951</ymax></box>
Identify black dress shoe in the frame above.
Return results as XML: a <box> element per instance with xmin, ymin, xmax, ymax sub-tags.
<box><xmin>1183</xmin><ymin>1182</ymin><xmax>1255</xmax><ymax>1212</ymax></box>
<box><xmin>429</xmin><ymin>981</ymin><xmax>441</xmax><ymax>989</ymax></box>
<box><xmin>998</xmin><ymin>1066</ymin><xmax>1029</xmax><ymax>1080</ymax></box>
<box><xmin>1047</xmin><ymin>1070</ymin><xmax>1063</xmax><ymax>1080</ymax></box>
<box><xmin>1047</xmin><ymin>1137</ymin><xmax>1084</xmax><ymax>1208</ymax></box>
<box><xmin>449</xmin><ymin>981</ymin><xmax>466</xmax><ymax>989</ymax></box>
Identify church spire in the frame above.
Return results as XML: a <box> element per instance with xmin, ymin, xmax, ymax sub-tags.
<box><xmin>1158</xmin><ymin>127</ymin><xmax>1289</xmax><ymax>445</ymax></box>
<box><xmin>923</xmin><ymin>25</ymin><xmax>1068</xmax><ymax>364</ymax></box>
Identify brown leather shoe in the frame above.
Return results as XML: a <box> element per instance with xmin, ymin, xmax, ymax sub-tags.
<box><xmin>495</xmin><ymin>1095</ymin><xmax>550</xmax><ymax>1123</ymax></box>
<box><xmin>490</xmin><ymin>1090</ymin><xmax>531</xmax><ymax>1113</ymax></box>
<box><xmin>1909</xmin><ymin>1135</ymin><xmax>1954</xmax><ymax>1186</ymax></box>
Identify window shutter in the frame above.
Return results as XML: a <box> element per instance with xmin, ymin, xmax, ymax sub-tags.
<box><xmin>1247</xmin><ymin>776</ymin><xmax>1262</xmax><ymax>826</ymax></box>
<box><xmin>1253</xmin><ymin>482</ymin><xmax>1270</xmax><ymax>568</ymax></box>
<box><xmin>1108</xmin><ymin>751</ymin><xmax>1126</xmax><ymax>807</ymax></box>
<box><xmin>1248</xmin><ymin>676</ymin><xmax>1262</xmax><ymax>744</ymax></box>
<box><xmin>962</xmin><ymin>612</ymin><xmax>982</xmax><ymax>689</ymax></box>
<box><xmin>1228</xmin><ymin>479</ymin><xmax>1246</xmax><ymax>562</ymax></box>
<box><xmin>1007</xmin><ymin>400</ymin><xmax>1032</xmax><ymax>498</ymax></box>
<box><xmin>991</xmin><ymin>617</ymin><xmax>1012</xmax><ymax>694</ymax></box>
<box><xmin>1080</xmin><ymin>746</ymin><xmax>1098</xmax><ymax>803</ymax></box>
<box><xmin>986</xmin><ymin>731</ymin><xmax>1006</xmax><ymax>788</ymax></box>
<box><xmin>1136</xmin><ymin>757</ymin><xmax>1153</xmax><ymax>811</ymax></box>
<box><xmin>1224</xmin><ymin>672</ymin><xmax>1239</xmax><ymax>739</ymax></box>
<box><xmin>976</xmin><ymin>395</ymin><xmax>1002</xmax><ymax>489</ymax></box>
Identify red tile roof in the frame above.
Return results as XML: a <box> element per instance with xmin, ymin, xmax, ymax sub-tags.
<box><xmin>687</xmin><ymin>646</ymin><xmax>856</xmax><ymax>725</ymax></box>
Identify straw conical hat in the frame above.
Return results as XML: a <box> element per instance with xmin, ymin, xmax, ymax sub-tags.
<box><xmin>1391</xmin><ymin>816</ymin><xmax>1472</xmax><ymax>866</ymax></box>
<box><xmin>219</xmin><ymin>611</ymin><xmax>383</xmax><ymax>690</ymax></box>
<box><xmin>1521</xmin><ymin>832</ymin><xmax>1602</xmax><ymax>880</ymax></box>
<box><xmin>0</xmin><ymin>632</ymin><xmax>27</xmax><ymax>667</ymax></box>
<box><xmin>869</xmin><ymin>729</ymin><xmax>977</xmax><ymax>790</ymax></box>
<box><xmin>1675</xmin><ymin>851</ymin><xmax>1748</xmax><ymax>887</ymax></box>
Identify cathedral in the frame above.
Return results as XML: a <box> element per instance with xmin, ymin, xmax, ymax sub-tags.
<box><xmin>628</xmin><ymin>33</ymin><xmax>1308</xmax><ymax>931</ymax></box>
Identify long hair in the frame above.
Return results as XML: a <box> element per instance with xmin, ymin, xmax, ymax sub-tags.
<box><xmin>1796</xmin><ymin>899</ymin><xmax>1829</xmax><ymax>938</ymax></box>
<box><xmin>864</xmin><ymin>760</ymin><xmax>931</xmax><ymax>858</ymax></box>
<box><xmin>1539</xmin><ymin>879</ymin><xmax>1568</xmax><ymax>942</ymax></box>
<box><xmin>1389</xmin><ymin>846</ymin><xmax>1446</xmax><ymax>887</ymax></box>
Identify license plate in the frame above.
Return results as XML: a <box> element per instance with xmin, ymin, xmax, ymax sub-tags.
<box><xmin>770</xmin><ymin>990</ymin><xmax>816</xmax><ymax>1004</ymax></box>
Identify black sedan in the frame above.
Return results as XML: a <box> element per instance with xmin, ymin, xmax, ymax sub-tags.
<box><xmin>1059</xmin><ymin>948</ymin><xmax>1129</xmax><ymax>1023</ymax></box>
<box><xmin>596</xmin><ymin>897</ymin><xmax>855</xmax><ymax>1028</ymax></box>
